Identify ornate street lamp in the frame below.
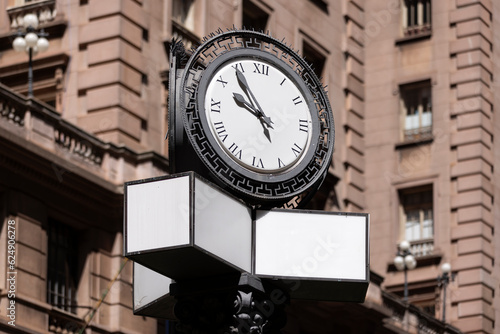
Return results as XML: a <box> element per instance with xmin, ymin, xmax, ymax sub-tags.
<box><xmin>12</xmin><ymin>13</ymin><xmax>50</xmax><ymax>98</ymax></box>
<box><xmin>393</xmin><ymin>240</ymin><xmax>417</xmax><ymax>302</ymax></box>
<box><xmin>438</xmin><ymin>262</ymin><xmax>455</xmax><ymax>323</ymax></box>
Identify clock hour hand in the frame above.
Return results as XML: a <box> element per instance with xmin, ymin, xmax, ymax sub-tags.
<box><xmin>233</xmin><ymin>93</ymin><xmax>259</xmax><ymax>116</ymax></box>
<box><xmin>235</xmin><ymin>69</ymin><xmax>274</xmax><ymax>129</ymax></box>
<box><xmin>233</xmin><ymin>93</ymin><xmax>273</xmax><ymax>130</ymax></box>
<box><xmin>233</xmin><ymin>93</ymin><xmax>272</xmax><ymax>143</ymax></box>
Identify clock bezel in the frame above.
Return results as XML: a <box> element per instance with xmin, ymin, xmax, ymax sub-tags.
<box><xmin>180</xmin><ymin>30</ymin><xmax>335</xmax><ymax>206</ymax></box>
<box><xmin>196</xmin><ymin>49</ymin><xmax>320</xmax><ymax>181</ymax></box>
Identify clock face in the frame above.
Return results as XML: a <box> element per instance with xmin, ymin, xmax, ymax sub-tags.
<box><xmin>204</xmin><ymin>58</ymin><xmax>312</xmax><ymax>173</ymax></box>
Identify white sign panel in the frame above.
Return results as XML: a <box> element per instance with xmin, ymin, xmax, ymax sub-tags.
<box><xmin>126</xmin><ymin>175</ymin><xmax>191</xmax><ymax>253</ymax></box>
<box><xmin>255</xmin><ymin>210</ymin><xmax>369</xmax><ymax>281</ymax></box>
<box><xmin>194</xmin><ymin>177</ymin><xmax>252</xmax><ymax>272</ymax></box>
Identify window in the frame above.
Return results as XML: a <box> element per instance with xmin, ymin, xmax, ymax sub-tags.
<box><xmin>387</xmin><ymin>282</ymin><xmax>438</xmax><ymax>313</ymax></box>
<box><xmin>242</xmin><ymin>0</ymin><xmax>269</xmax><ymax>32</ymax></box>
<box><xmin>400</xmin><ymin>81</ymin><xmax>432</xmax><ymax>142</ymax></box>
<box><xmin>47</xmin><ymin>219</ymin><xmax>78</xmax><ymax>313</ymax></box>
<box><xmin>420</xmin><ymin>300</ymin><xmax>436</xmax><ymax>316</ymax></box>
<box><xmin>402</xmin><ymin>0</ymin><xmax>431</xmax><ymax>36</ymax></box>
<box><xmin>411</xmin><ymin>285</ymin><xmax>438</xmax><ymax>317</ymax></box>
<box><xmin>172</xmin><ymin>0</ymin><xmax>197</xmax><ymax>32</ymax></box>
<box><xmin>308</xmin><ymin>0</ymin><xmax>328</xmax><ymax>14</ymax></box>
<box><xmin>302</xmin><ymin>40</ymin><xmax>326</xmax><ymax>80</ymax></box>
<box><xmin>171</xmin><ymin>0</ymin><xmax>200</xmax><ymax>52</ymax></box>
<box><xmin>399</xmin><ymin>186</ymin><xmax>433</xmax><ymax>256</ymax></box>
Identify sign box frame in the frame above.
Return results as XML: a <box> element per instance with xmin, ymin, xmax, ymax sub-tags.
<box><xmin>254</xmin><ymin>209</ymin><xmax>370</xmax><ymax>302</ymax></box>
<box><xmin>124</xmin><ymin>172</ymin><xmax>252</xmax><ymax>280</ymax></box>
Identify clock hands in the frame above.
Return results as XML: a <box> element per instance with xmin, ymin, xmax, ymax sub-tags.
<box><xmin>235</xmin><ymin>69</ymin><xmax>274</xmax><ymax>129</ymax></box>
<box><xmin>233</xmin><ymin>93</ymin><xmax>260</xmax><ymax>116</ymax></box>
<box><xmin>233</xmin><ymin>93</ymin><xmax>272</xmax><ymax>143</ymax></box>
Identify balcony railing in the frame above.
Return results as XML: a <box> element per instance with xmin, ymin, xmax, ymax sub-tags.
<box><xmin>410</xmin><ymin>239</ymin><xmax>434</xmax><ymax>257</ymax></box>
<box><xmin>404</xmin><ymin>23</ymin><xmax>431</xmax><ymax>37</ymax></box>
<box><xmin>383</xmin><ymin>290</ymin><xmax>462</xmax><ymax>334</ymax></box>
<box><xmin>0</xmin><ymin>83</ymin><xmax>169</xmax><ymax>186</ymax></box>
<box><xmin>49</xmin><ymin>308</ymin><xmax>85</xmax><ymax>334</ymax></box>
<box><xmin>7</xmin><ymin>0</ymin><xmax>57</xmax><ymax>30</ymax></box>
<box><xmin>404</xmin><ymin>125</ymin><xmax>432</xmax><ymax>142</ymax></box>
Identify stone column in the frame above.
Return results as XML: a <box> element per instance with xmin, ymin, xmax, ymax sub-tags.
<box><xmin>449</xmin><ymin>0</ymin><xmax>495</xmax><ymax>332</ymax></box>
<box><xmin>343</xmin><ymin>0</ymin><xmax>366</xmax><ymax>212</ymax></box>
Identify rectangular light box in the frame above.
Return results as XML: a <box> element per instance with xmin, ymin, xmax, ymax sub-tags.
<box><xmin>254</xmin><ymin>209</ymin><xmax>369</xmax><ymax>302</ymax></box>
<box><xmin>124</xmin><ymin>172</ymin><xmax>252</xmax><ymax>280</ymax></box>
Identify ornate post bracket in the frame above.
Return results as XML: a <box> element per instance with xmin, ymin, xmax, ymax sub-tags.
<box><xmin>171</xmin><ymin>273</ymin><xmax>288</xmax><ymax>334</ymax></box>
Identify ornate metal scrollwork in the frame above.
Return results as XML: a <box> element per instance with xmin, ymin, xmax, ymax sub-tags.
<box><xmin>172</xmin><ymin>274</ymin><xmax>287</xmax><ymax>334</ymax></box>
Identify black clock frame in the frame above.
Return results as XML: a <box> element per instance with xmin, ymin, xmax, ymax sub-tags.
<box><xmin>178</xmin><ymin>30</ymin><xmax>334</xmax><ymax>207</ymax></box>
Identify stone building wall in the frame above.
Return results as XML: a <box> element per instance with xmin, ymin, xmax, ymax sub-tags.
<box><xmin>0</xmin><ymin>0</ymin><xmax>498</xmax><ymax>333</ymax></box>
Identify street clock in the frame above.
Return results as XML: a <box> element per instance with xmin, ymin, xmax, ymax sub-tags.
<box><xmin>169</xmin><ymin>29</ymin><xmax>334</xmax><ymax>208</ymax></box>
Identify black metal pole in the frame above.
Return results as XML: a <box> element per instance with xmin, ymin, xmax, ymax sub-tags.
<box><xmin>403</xmin><ymin>267</ymin><xmax>408</xmax><ymax>302</ymax></box>
<box><xmin>442</xmin><ymin>279</ymin><xmax>447</xmax><ymax>323</ymax></box>
<box><xmin>28</xmin><ymin>46</ymin><xmax>33</xmax><ymax>98</ymax></box>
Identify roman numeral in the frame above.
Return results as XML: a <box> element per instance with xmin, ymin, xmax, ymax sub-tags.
<box><xmin>299</xmin><ymin>119</ymin><xmax>308</xmax><ymax>132</ymax></box>
<box><xmin>229</xmin><ymin>143</ymin><xmax>242</xmax><ymax>159</ymax></box>
<box><xmin>211</xmin><ymin>99</ymin><xmax>221</xmax><ymax>112</ymax></box>
<box><xmin>214</xmin><ymin>121</ymin><xmax>227</xmax><ymax>142</ymax></box>
<box><xmin>253</xmin><ymin>63</ymin><xmax>269</xmax><ymax>76</ymax></box>
<box><xmin>291</xmin><ymin>143</ymin><xmax>303</xmax><ymax>157</ymax></box>
<box><xmin>231</xmin><ymin>62</ymin><xmax>245</xmax><ymax>73</ymax></box>
<box><xmin>252</xmin><ymin>157</ymin><xmax>264</xmax><ymax>168</ymax></box>
<box><xmin>278</xmin><ymin>158</ymin><xmax>285</xmax><ymax>168</ymax></box>
<box><xmin>217</xmin><ymin>75</ymin><xmax>228</xmax><ymax>87</ymax></box>
<box><xmin>292</xmin><ymin>96</ymin><xmax>303</xmax><ymax>105</ymax></box>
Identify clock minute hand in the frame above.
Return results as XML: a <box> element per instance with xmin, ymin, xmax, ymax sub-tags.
<box><xmin>235</xmin><ymin>69</ymin><xmax>274</xmax><ymax>129</ymax></box>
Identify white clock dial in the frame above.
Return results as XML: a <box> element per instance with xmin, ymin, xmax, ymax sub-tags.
<box><xmin>204</xmin><ymin>59</ymin><xmax>312</xmax><ymax>173</ymax></box>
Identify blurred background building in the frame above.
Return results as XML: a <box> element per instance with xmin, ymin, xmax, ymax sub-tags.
<box><xmin>0</xmin><ymin>0</ymin><xmax>498</xmax><ymax>333</ymax></box>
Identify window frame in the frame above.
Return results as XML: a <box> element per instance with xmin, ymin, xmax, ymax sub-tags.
<box><xmin>401</xmin><ymin>0</ymin><xmax>432</xmax><ymax>37</ymax></box>
<box><xmin>242</xmin><ymin>0</ymin><xmax>271</xmax><ymax>33</ymax></box>
<box><xmin>170</xmin><ymin>0</ymin><xmax>204</xmax><ymax>54</ymax></box>
<box><xmin>299</xmin><ymin>32</ymin><xmax>329</xmax><ymax>83</ymax></box>
<box><xmin>386</xmin><ymin>280</ymin><xmax>439</xmax><ymax>313</ymax></box>
<box><xmin>47</xmin><ymin>219</ymin><xmax>79</xmax><ymax>314</ymax></box>
<box><xmin>302</xmin><ymin>39</ymin><xmax>327</xmax><ymax>80</ymax></box>
<box><xmin>399</xmin><ymin>80</ymin><xmax>432</xmax><ymax>143</ymax></box>
<box><xmin>172</xmin><ymin>0</ymin><xmax>198</xmax><ymax>33</ymax></box>
<box><xmin>398</xmin><ymin>185</ymin><xmax>434</xmax><ymax>257</ymax></box>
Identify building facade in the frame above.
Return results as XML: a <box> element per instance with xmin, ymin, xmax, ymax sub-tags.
<box><xmin>0</xmin><ymin>0</ymin><xmax>498</xmax><ymax>333</ymax></box>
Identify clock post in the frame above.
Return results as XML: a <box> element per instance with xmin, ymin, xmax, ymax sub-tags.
<box><xmin>124</xmin><ymin>30</ymin><xmax>369</xmax><ymax>333</ymax></box>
